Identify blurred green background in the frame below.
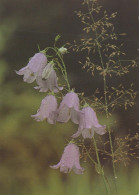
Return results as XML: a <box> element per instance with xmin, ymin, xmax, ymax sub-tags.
<box><xmin>0</xmin><ymin>0</ymin><xmax>138</xmax><ymax>194</ymax></box>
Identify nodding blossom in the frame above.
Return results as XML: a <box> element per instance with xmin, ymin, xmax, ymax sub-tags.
<box><xmin>56</xmin><ymin>92</ymin><xmax>80</xmax><ymax>124</ymax></box>
<box><xmin>15</xmin><ymin>52</ymin><xmax>47</xmax><ymax>83</ymax></box>
<box><xmin>50</xmin><ymin>143</ymin><xmax>84</xmax><ymax>174</ymax></box>
<box><xmin>31</xmin><ymin>95</ymin><xmax>57</xmax><ymax>124</ymax></box>
<box><xmin>72</xmin><ymin>106</ymin><xmax>106</xmax><ymax>139</ymax></box>
<box><xmin>34</xmin><ymin>63</ymin><xmax>63</xmax><ymax>93</ymax></box>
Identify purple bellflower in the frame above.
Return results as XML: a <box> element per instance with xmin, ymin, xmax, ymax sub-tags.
<box><xmin>31</xmin><ymin>95</ymin><xmax>57</xmax><ymax>124</ymax></box>
<box><xmin>56</xmin><ymin>92</ymin><xmax>80</xmax><ymax>124</ymax></box>
<box><xmin>72</xmin><ymin>106</ymin><xmax>106</xmax><ymax>139</ymax></box>
<box><xmin>16</xmin><ymin>53</ymin><xmax>47</xmax><ymax>83</ymax></box>
<box><xmin>50</xmin><ymin>143</ymin><xmax>84</xmax><ymax>174</ymax></box>
<box><xmin>34</xmin><ymin>63</ymin><xmax>63</xmax><ymax>93</ymax></box>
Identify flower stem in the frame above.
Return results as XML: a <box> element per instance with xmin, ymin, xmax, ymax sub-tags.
<box><xmin>84</xmin><ymin>146</ymin><xmax>97</xmax><ymax>165</ymax></box>
<box><xmin>56</xmin><ymin>52</ymin><xmax>71</xmax><ymax>91</ymax></box>
<box><xmin>44</xmin><ymin>46</ymin><xmax>71</xmax><ymax>91</ymax></box>
<box><xmin>86</xmin><ymin>0</ymin><xmax>118</xmax><ymax>193</ymax></box>
<box><xmin>93</xmin><ymin>136</ymin><xmax>111</xmax><ymax>195</ymax></box>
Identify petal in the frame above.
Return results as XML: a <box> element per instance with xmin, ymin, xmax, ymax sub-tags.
<box><xmin>47</xmin><ymin>70</ymin><xmax>62</xmax><ymax>92</ymax></box>
<box><xmin>94</xmin><ymin>125</ymin><xmax>106</xmax><ymax>135</ymax></box>
<box><xmin>35</xmin><ymin>77</ymin><xmax>49</xmax><ymax>92</ymax></box>
<box><xmin>16</xmin><ymin>67</ymin><xmax>36</xmax><ymax>83</ymax></box>
<box><xmin>72</xmin><ymin>128</ymin><xmax>81</xmax><ymax>138</ymax></box>
<box><xmin>62</xmin><ymin>92</ymin><xmax>79</xmax><ymax>110</ymax></box>
<box><xmin>32</xmin><ymin>95</ymin><xmax>57</xmax><ymax>122</ymax></box>
<box><xmin>73</xmin><ymin>166</ymin><xmax>84</xmax><ymax>174</ymax></box>
<box><xmin>16</xmin><ymin>53</ymin><xmax>47</xmax><ymax>84</ymax></box>
<box><xmin>50</xmin><ymin>144</ymin><xmax>83</xmax><ymax>174</ymax></box>
<box><xmin>42</xmin><ymin>63</ymin><xmax>53</xmax><ymax>79</ymax></box>
<box><xmin>31</xmin><ymin>113</ymin><xmax>43</xmax><ymax>121</ymax></box>
<box><xmin>80</xmin><ymin>107</ymin><xmax>106</xmax><ymax>132</ymax></box>
<box><xmin>83</xmin><ymin>107</ymin><xmax>95</xmax><ymax>129</ymax></box>
<box><xmin>47</xmin><ymin>111</ymin><xmax>57</xmax><ymax>124</ymax></box>
<box><xmin>60</xmin><ymin>166</ymin><xmax>70</xmax><ymax>173</ymax></box>
<box><xmin>52</xmin><ymin>86</ymin><xmax>63</xmax><ymax>93</ymax></box>
<box><xmin>82</xmin><ymin>128</ymin><xmax>94</xmax><ymax>139</ymax></box>
<box><xmin>50</xmin><ymin>162</ymin><xmax>61</xmax><ymax>169</ymax></box>
<box><xmin>28</xmin><ymin>53</ymin><xmax>47</xmax><ymax>73</ymax></box>
<box><xmin>15</xmin><ymin>66</ymin><xmax>28</xmax><ymax>75</ymax></box>
<box><xmin>23</xmin><ymin>70</ymin><xmax>37</xmax><ymax>83</ymax></box>
<box><xmin>57</xmin><ymin>105</ymin><xmax>71</xmax><ymax>123</ymax></box>
<box><xmin>71</xmin><ymin>109</ymin><xmax>80</xmax><ymax>124</ymax></box>
<box><xmin>35</xmin><ymin>70</ymin><xmax>63</xmax><ymax>93</ymax></box>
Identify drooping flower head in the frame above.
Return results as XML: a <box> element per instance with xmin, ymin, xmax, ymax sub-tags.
<box><xmin>16</xmin><ymin>52</ymin><xmax>47</xmax><ymax>83</ymax></box>
<box><xmin>57</xmin><ymin>92</ymin><xmax>80</xmax><ymax>124</ymax></box>
<box><xmin>31</xmin><ymin>95</ymin><xmax>57</xmax><ymax>124</ymax></box>
<box><xmin>34</xmin><ymin>62</ymin><xmax>63</xmax><ymax>93</ymax></box>
<box><xmin>50</xmin><ymin>143</ymin><xmax>84</xmax><ymax>174</ymax></box>
<box><xmin>72</xmin><ymin>106</ymin><xmax>106</xmax><ymax>139</ymax></box>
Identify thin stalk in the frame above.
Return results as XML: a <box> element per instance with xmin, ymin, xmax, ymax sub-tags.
<box><xmin>56</xmin><ymin>51</ymin><xmax>71</xmax><ymax>91</ymax></box>
<box><xmin>84</xmin><ymin>146</ymin><xmax>97</xmax><ymax>165</ymax></box>
<box><xmin>93</xmin><ymin>137</ymin><xmax>111</xmax><ymax>195</ymax></box>
<box><xmin>87</xmin><ymin>0</ymin><xmax>118</xmax><ymax>193</ymax></box>
<box><xmin>44</xmin><ymin>46</ymin><xmax>71</xmax><ymax>91</ymax></box>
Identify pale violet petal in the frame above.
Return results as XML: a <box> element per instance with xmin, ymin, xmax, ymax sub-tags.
<box><xmin>60</xmin><ymin>166</ymin><xmax>70</xmax><ymax>173</ymax></box>
<box><xmin>50</xmin><ymin>162</ymin><xmax>60</xmax><ymax>169</ymax></box>
<box><xmin>50</xmin><ymin>144</ymin><xmax>84</xmax><ymax>175</ymax></box>
<box><xmin>72</xmin><ymin>128</ymin><xmax>81</xmax><ymax>138</ymax></box>
<box><xmin>57</xmin><ymin>105</ymin><xmax>71</xmax><ymax>123</ymax></box>
<box><xmin>82</xmin><ymin>128</ymin><xmax>94</xmax><ymax>139</ymax></box>
<box><xmin>62</xmin><ymin>92</ymin><xmax>79</xmax><ymax>110</ymax></box>
<box><xmin>32</xmin><ymin>95</ymin><xmax>57</xmax><ymax>123</ymax></box>
<box><xmin>28</xmin><ymin>53</ymin><xmax>47</xmax><ymax>73</ymax></box>
<box><xmin>71</xmin><ymin>109</ymin><xmax>80</xmax><ymax>124</ymax></box>
<box><xmin>94</xmin><ymin>125</ymin><xmax>106</xmax><ymax>135</ymax></box>
<box><xmin>73</xmin><ymin>166</ymin><xmax>84</xmax><ymax>174</ymax></box>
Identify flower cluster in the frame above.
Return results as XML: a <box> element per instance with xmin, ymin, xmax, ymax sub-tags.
<box><xmin>16</xmin><ymin>52</ymin><xmax>63</xmax><ymax>93</ymax></box>
<box><xmin>16</xmin><ymin>51</ymin><xmax>106</xmax><ymax>175</ymax></box>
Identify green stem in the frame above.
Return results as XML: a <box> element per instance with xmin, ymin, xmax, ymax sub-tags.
<box><xmin>84</xmin><ymin>146</ymin><xmax>97</xmax><ymax>165</ymax></box>
<box><xmin>93</xmin><ymin>137</ymin><xmax>111</xmax><ymax>195</ymax></box>
<box><xmin>44</xmin><ymin>46</ymin><xmax>71</xmax><ymax>91</ymax></box>
<box><xmin>56</xmin><ymin>51</ymin><xmax>71</xmax><ymax>91</ymax></box>
<box><xmin>87</xmin><ymin>0</ymin><xmax>118</xmax><ymax>193</ymax></box>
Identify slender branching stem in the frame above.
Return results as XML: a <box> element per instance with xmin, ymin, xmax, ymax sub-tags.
<box><xmin>44</xmin><ymin>46</ymin><xmax>71</xmax><ymax>91</ymax></box>
<box><xmin>56</xmin><ymin>51</ymin><xmax>71</xmax><ymax>91</ymax></box>
<box><xmin>84</xmin><ymin>145</ymin><xmax>97</xmax><ymax>165</ymax></box>
<box><xmin>93</xmin><ymin>136</ymin><xmax>111</xmax><ymax>195</ymax></box>
<box><xmin>86</xmin><ymin>0</ymin><xmax>118</xmax><ymax>193</ymax></box>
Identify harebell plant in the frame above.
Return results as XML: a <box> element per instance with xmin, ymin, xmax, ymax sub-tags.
<box><xmin>16</xmin><ymin>0</ymin><xmax>139</xmax><ymax>194</ymax></box>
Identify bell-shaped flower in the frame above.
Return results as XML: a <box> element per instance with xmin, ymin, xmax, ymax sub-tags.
<box><xmin>34</xmin><ymin>63</ymin><xmax>63</xmax><ymax>93</ymax></box>
<box><xmin>50</xmin><ymin>143</ymin><xmax>84</xmax><ymax>174</ymax></box>
<box><xmin>31</xmin><ymin>95</ymin><xmax>57</xmax><ymax>124</ymax></box>
<box><xmin>56</xmin><ymin>92</ymin><xmax>80</xmax><ymax>124</ymax></box>
<box><xmin>72</xmin><ymin>106</ymin><xmax>106</xmax><ymax>139</ymax></box>
<box><xmin>16</xmin><ymin>52</ymin><xmax>47</xmax><ymax>83</ymax></box>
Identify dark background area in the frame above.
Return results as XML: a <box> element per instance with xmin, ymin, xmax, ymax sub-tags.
<box><xmin>1</xmin><ymin>0</ymin><xmax>139</xmax><ymax>89</ymax></box>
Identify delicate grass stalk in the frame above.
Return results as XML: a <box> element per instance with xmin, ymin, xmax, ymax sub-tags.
<box><xmin>93</xmin><ymin>136</ymin><xmax>111</xmax><ymax>195</ymax></box>
<box><xmin>86</xmin><ymin>0</ymin><xmax>118</xmax><ymax>193</ymax></box>
<box><xmin>84</xmin><ymin>145</ymin><xmax>97</xmax><ymax>165</ymax></box>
